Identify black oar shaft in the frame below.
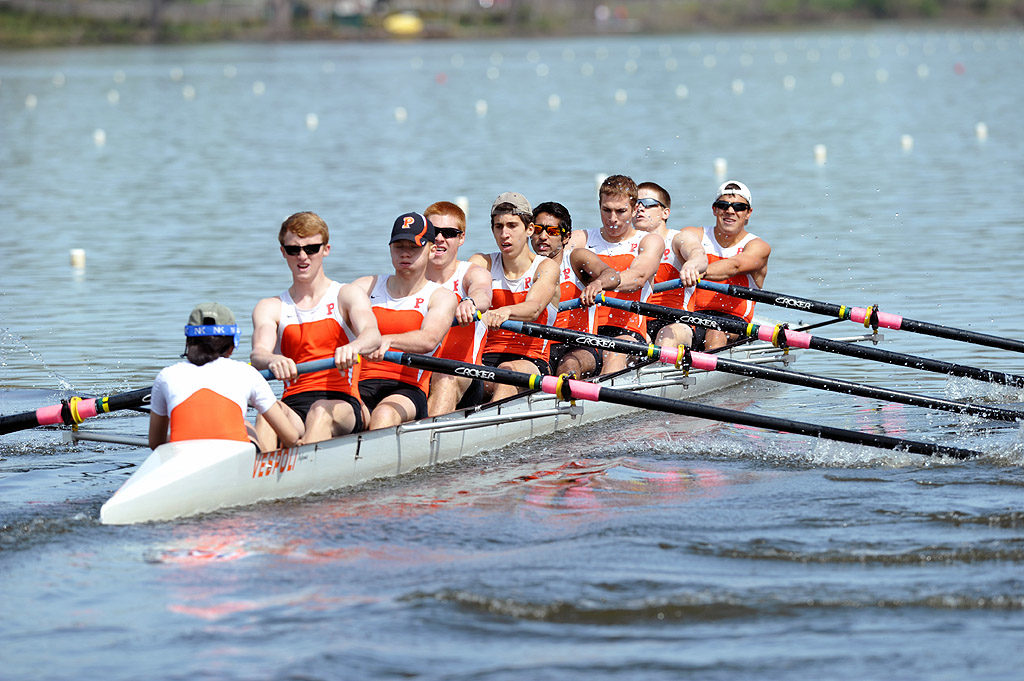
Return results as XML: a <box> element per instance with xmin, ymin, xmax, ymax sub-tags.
<box><xmin>500</xmin><ymin>320</ymin><xmax>1022</xmax><ymax>422</ymax></box>
<box><xmin>384</xmin><ymin>351</ymin><xmax>981</xmax><ymax>459</ymax></box>
<box><xmin>688</xmin><ymin>280</ymin><xmax>1024</xmax><ymax>354</ymax></box>
<box><xmin>598</xmin><ymin>295</ymin><xmax>1024</xmax><ymax>388</ymax></box>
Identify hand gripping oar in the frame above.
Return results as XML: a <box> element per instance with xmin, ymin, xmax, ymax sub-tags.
<box><xmin>0</xmin><ymin>358</ymin><xmax>341</xmax><ymax>436</ymax></box>
<box><xmin>654</xmin><ymin>278</ymin><xmax>1024</xmax><ymax>354</ymax></box>
<box><xmin>496</xmin><ymin>319</ymin><xmax>1024</xmax><ymax>423</ymax></box>
<box><xmin>383</xmin><ymin>351</ymin><xmax>982</xmax><ymax>459</ymax></box>
<box><xmin>570</xmin><ymin>294</ymin><xmax>1024</xmax><ymax>389</ymax></box>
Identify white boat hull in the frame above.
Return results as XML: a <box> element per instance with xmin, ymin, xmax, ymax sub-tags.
<box><xmin>100</xmin><ymin>345</ymin><xmax>794</xmax><ymax>524</ymax></box>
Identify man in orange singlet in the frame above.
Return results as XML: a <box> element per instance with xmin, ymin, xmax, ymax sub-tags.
<box><xmin>529</xmin><ymin>201</ymin><xmax>620</xmax><ymax>378</ymax></box>
<box><xmin>470</xmin><ymin>192</ymin><xmax>561</xmax><ymax>402</ymax></box>
<box><xmin>633</xmin><ymin>181</ymin><xmax>707</xmax><ymax>348</ymax></box>
<box><xmin>424</xmin><ymin>201</ymin><xmax>492</xmax><ymax>416</ymax></box>
<box><xmin>565</xmin><ymin>175</ymin><xmax>664</xmax><ymax>375</ymax></box>
<box><xmin>251</xmin><ymin>212</ymin><xmax>380</xmax><ymax>447</ymax></box>
<box><xmin>352</xmin><ymin>213</ymin><xmax>458</xmax><ymax>429</ymax></box>
<box><xmin>686</xmin><ymin>180</ymin><xmax>771</xmax><ymax>350</ymax></box>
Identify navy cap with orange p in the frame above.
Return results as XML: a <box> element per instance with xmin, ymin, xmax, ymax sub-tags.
<box><xmin>389</xmin><ymin>212</ymin><xmax>435</xmax><ymax>246</ymax></box>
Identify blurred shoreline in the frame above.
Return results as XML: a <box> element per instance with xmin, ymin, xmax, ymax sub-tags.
<box><xmin>1</xmin><ymin>0</ymin><xmax>1022</xmax><ymax>49</ymax></box>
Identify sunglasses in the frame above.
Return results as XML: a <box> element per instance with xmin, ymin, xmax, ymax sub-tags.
<box><xmin>282</xmin><ymin>242</ymin><xmax>325</xmax><ymax>256</ymax></box>
<box><xmin>530</xmin><ymin>223</ymin><xmax>562</xmax><ymax>237</ymax></box>
<box><xmin>637</xmin><ymin>197</ymin><xmax>665</xmax><ymax>209</ymax></box>
<box><xmin>435</xmin><ymin>227</ymin><xmax>463</xmax><ymax>239</ymax></box>
<box><xmin>713</xmin><ymin>200</ymin><xmax>751</xmax><ymax>212</ymax></box>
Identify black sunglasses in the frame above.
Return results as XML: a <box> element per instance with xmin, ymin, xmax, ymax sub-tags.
<box><xmin>713</xmin><ymin>200</ymin><xmax>750</xmax><ymax>212</ymax></box>
<box><xmin>637</xmin><ymin>197</ymin><xmax>665</xmax><ymax>209</ymax></box>
<box><xmin>282</xmin><ymin>243</ymin><xmax>325</xmax><ymax>256</ymax></box>
<box><xmin>435</xmin><ymin>227</ymin><xmax>463</xmax><ymax>239</ymax></box>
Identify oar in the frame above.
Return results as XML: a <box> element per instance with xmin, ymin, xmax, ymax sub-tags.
<box><xmin>383</xmin><ymin>351</ymin><xmax>982</xmax><ymax>459</ymax></box>
<box><xmin>654</xmin><ymin>278</ymin><xmax>1024</xmax><ymax>354</ymax></box>
<box><xmin>571</xmin><ymin>294</ymin><xmax>1024</xmax><ymax>389</ymax></box>
<box><xmin>0</xmin><ymin>358</ymin><xmax>340</xmax><ymax>436</ymax></box>
<box><xmin>496</xmin><ymin>319</ymin><xmax>1024</xmax><ymax>422</ymax></box>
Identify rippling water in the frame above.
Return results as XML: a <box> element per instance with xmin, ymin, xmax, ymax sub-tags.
<box><xmin>2</xmin><ymin>28</ymin><xmax>1024</xmax><ymax>680</ymax></box>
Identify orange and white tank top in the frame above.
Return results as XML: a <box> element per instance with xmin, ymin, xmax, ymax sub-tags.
<box><xmin>435</xmin><ymin>260</ymin><xmax>487</xmax><ymax>364</ymax></box>
<box><xmin>554</xmin><ymin>249</ymin><xmax>594</xmax><ymax>334</ymax></box>
<box><xmin>686</xmin><ymin>225</ymin><xmax>760</xmax><ymax>322</ymax></box>
<box><xmin>361</xmin><ymin>275</ymin><xmax>445</xmax><ymax>390</ymax></box>
<box><xmin>482</xmin><ymin>252</ymin><xmax>557</xmax><ymax>361</ymax></box>
<box><xmin>276</xmin><ymin>280</ymin><xmax>357</xmax><ymax>399</ymax></box>
<box><xmin>647</xmin><ymin>228</ymin><xmax>689</xmax><ymax>311</ymax></box>
<box><xmin>585</xmin><ymin>228</ymin><xmax>651</xmax><ymax>337</ymax></box>
<box><xmin>151</xmin><ymin>357</ymin><xmax>277</xmax><ymax>443</ymax></box>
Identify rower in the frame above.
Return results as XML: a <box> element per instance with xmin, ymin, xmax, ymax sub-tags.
<box><xmin>686</xmin><ymin>180</ymin><xmax>771</xmax><ymax>350</ymax></box>
<box><xmin>565</xmin><ymin>174</ymin><xmax>664</xmax><ymax>374</ymax></box>
<box><xmin>251</xmin><ymin>211</ymin><xmax>380</xmax><ymax>448</ymax></box>
<box><xmin>633</xmin><ymin>181</ymin><xmax>707</xmax><ymax>347</ymax></box>
<box><xmin>470</xmin><ymin>192</ymin><xmax>561</xmax><ymax>402</ymax></box>
<box><xmin>424</xmin><ymin>201</ymin><xmax>492</xmax><ymax>415</ymax></box>
<box><xmin>352</xmin><ymin>212</ymin><xmax>458</xmax><ymax>429</ymax></box>
<box><xmin>151</xmin><ymin>303</ymin><xmax>299</xmax><ymax>452</ymax></box>
<box><xmin>529</xmin><ymin>201</ymin><xmax>620</xmax><ymax>378</ymax></box>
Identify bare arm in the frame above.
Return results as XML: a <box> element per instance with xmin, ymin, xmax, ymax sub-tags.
<box><xmin>262</xmin><ymin>401</ymin><xmax>300</xmax><ymax>448</ymax></box>
<box><xmin>703</xmin><ymin>238</ymin><xmax>771</xmax><ymax>286</ymax></box>
<box><xmin>334</xmin><ymin>282</ymin><xmax>381</xmax><ymax>371</ymax></box>
<box><xmin>481</xmin><ymin>258</ymin><xmax>560</xmax><ymax>327</ymax></box>
<box><xmin>250</xmin><ymin>296</ymin><xmax>298</xmax><ymax>380</ymax></box>
<box><xmin>148</xmin><ymin>412</ymin><xmax>169</xmax><ymax>450</ymax></box>
<box><xmin>675</xmin><ymin>227</ymin><xmax>708</xmax><ymax>286</ymax></box>
<box><xmin>366</xmin><ymin>288</ymin><xmax>458</xmax><ymax>359</ymax></box>
<box><xmin>616</xmin><ymin>232</ymin><xmax>664</xmax><ymax>292</ymax></box>
<box><xmin>455</xmin><ymin>263</ymin><xmax>493</xmax><ymax>325</ymax></box>
<box><xmin>570</xmin><ymin>249</ymin><xmax>621</xmax><ymax>306</ymax></box>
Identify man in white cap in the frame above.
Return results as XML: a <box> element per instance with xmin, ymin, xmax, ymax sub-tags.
<box><xmin>686</xmin><ymin>180</ymin><xmax>771</xmax><ymax>350</ymax></box>
<box><xmin>471</xmin><ymin>192</ymin><xmax>561</xmax><ymax>402</ymax></box>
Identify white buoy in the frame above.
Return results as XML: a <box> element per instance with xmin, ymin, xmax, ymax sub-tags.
<box><xmin>107</xmin><ymin>89</ymin><xmax>120</xmax><ymax>105</ymax></box>
<box><xmin>93</xmin><ymin>129</ymin><xmax>106</xmax><ymax>147</ymax></box>
<box><xmin>170</xmin><ymin>67</ymin><xmax>184</xmax><ymax>81</ymax></box>
<box><xmin>876</xmin><ymin>68</ymin><xmax>889</xmax><ymax>83</ymax></box>
<box><xmin>580</xmin><ymin>63</ymin><xmax>594</xmax><ymax>77</ymax></box>
<box><xmin>731</xmin><ymin>79</ymin><xmax>744</xmax><ymax>95</ymax></box>
<box><xmin>714</xmin><ymin>157</ymin><xmax>728</xmax><ymax>179</ymax></box>
<box><xmin>536</xmin><ymin>63</ymin><xmax>549</xmax><ymax>77</ymax></box>
<box><xmin>783</xmin><ymin>75</ymin><xmax>796</xmax><ymax>91</ymax></box>
<box><xmin>814</xmin><ymin>144</ymin><xmax>827</xmax><ymax>165</ymax></box>
<box><xmin>70</xmin><ymin>248</ymin><xmax>86</xmax><ymax>269</ymax></box>
<box><xmin>113</xmin><ymin>70</ymin><xmax>126</xmax><ymax>84</ymax></box>
<box><xmin>675</xmin><ymin>84</ymin><xmax>689</xmax><ymax>99</ymax></box>
<box><xmin>831</xmin><ymin>72</ymin><xmax>845</xmax><ymax>86</ymax></box>
<box><xmin>182</xmin><ymin>84</ymin><xmax>196</xmax><ymax>101</ymax></box>
<box><xmin>917</xmin><ymin>64</ymin><xmax>930</xmax><ymax>78</ymax></box>
<box><xmin>224</xmin><ymin>65</ymin><xmax>238</xmax><ymax>78</ymax></box>
<box><xmin>624</xmin><ymin>59</ymin><xmax>638</xmax><ymax>74</ymax></box>
<box><xmin>548</xmin><ymin>94</ymin><xmax>561</xmax><ymax>111</ymax></box>
<box><xmin>487</xmin><ymin>67</ymin><xmax>499</xmax><ymax>80</ymax></box>
<box><xmin>252</xmin><ymin>81</ymin><xmax>266</xmax><ymax>95</ymax></box>
<box><xmin>900</xmin><ymin>134</ymin><xmax>914</xmax><ymax>151</ymax></box>
<box><xmin>526</xmin><ymin>49</ymin><xmax>540</xmax><ymax>63</ymax></box>
<box><xmin>305</xmin><ymin>113</ymin><xmax>319</xmax><ymax>131</ymax></box>
<box><xmin>475</xmin><ymin>99</ymin><xmax>488</xmax><ymax>117</ymax></box>
<box><xmin>394</xmin><ymin>106</ymin><xmax>408</xmax><ymax>123</ymax></box>
<box><xmin>455</xmin><ymin>196</ymin><xmax>470</xmax><ymax>218</ymax></box>
<box><xmin>975</xmin><ymin>121</ymin><xmax>988</xmax><ymax>141</ymax></box>
<box><xmin>614</xmin><ymin>89</ymin><xmax>628</xmax><ymax>104</ymax></box>
<box><xmin>25</xmin><ymin>94</ymin><xmax>38</xmax><ymax>110</ymax></box>
<box><xmin>665</xmin><ymin>58</ymin><xmax>678</xmax><ymax>71</ymax></box>
<box><xmin>703</xmin><ymin>55</ymin><xmax>717</xmax><ymax>68</ymax></box>
<box><xmin>52</xmin><ymin>72</ymin><xmax>66</xmax><ymax>87</ymax></box>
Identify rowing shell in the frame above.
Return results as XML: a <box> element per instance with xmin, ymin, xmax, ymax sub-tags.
<box><xmin>100</xmin><ymin>339</ymin><xmax>799</xmax><ymax>525</ymax></box>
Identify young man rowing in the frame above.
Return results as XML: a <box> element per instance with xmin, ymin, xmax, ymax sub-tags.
<box><xmin>529</xmin><ymin>200</ymin><xmax>620</xmax><ymax>378</ymax></box>
<box><xmin>471</xmin><ymin>192</ymin><xmax>561</xmax><ymax>402</ymax></box>
<box><xmin>352</xmin><ymin>213</ymin><xmax>458</xmax><ymax>429</ymax></box>
<box><xmin>424</xmin><ymin>201</ymin><xmax>492</xmax><ymax>415</ymax></box>
<box><xmin>565</xmin><ymin>174</ymin><xmax>664</xmax><ymax>375</ymax></box>
<box><xmin>686</xmin><ymin>180</ymin><xmax>771</xmax><ymax>350</ymax></box>
<box><xmin>633</xmin><ymin>181</ymin><xmax>707</xmax><ymax>348</ymax></box>
<box><xmin>251</xmin><ymin>211</ymin><xmax>380</xmax><ymax>447</ymax></box>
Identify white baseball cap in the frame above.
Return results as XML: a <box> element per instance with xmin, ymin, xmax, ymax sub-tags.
<box><xmin>715</xmin><ymin>180</ymin><xmax>751</xmax><ymax>205</ymax></box>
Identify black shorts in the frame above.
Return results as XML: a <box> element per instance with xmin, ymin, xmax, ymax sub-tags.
<box><xmin>690</xmin><ymin>311</ymin><xmax>748</xmax><ymax>351</ymax></box>
<box><xmin>645</xmin><ymin>317</ymin><xmax>675</xmax><ymax>342</ymax></box>
<box><xmin>456</xmin><ymin>378</ymin><xmax>486</xmax><ymax>410</ymax></box>
<box><xmin>597</xmin><ymin>325</ymin><xmax>647</xmax><ymax>344</ymax></box>
<box><xmin>481</xmin><ymin>352</ymin><xmax>550</xmax><ymax>376</ymax></box>
<box><xmin>358</xmin><ymin>379</ymin><xmax>428</xmax><ymax>421</ymax></box>
<box><xmin>548</xmin><ymin>342</ymin><xmax>603</xmax><ymax>376</ymax></box>
<box><xmin>283</xmin><ymin>390</ymin><xmax>365</xmax><ymax>433</ymax></box>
